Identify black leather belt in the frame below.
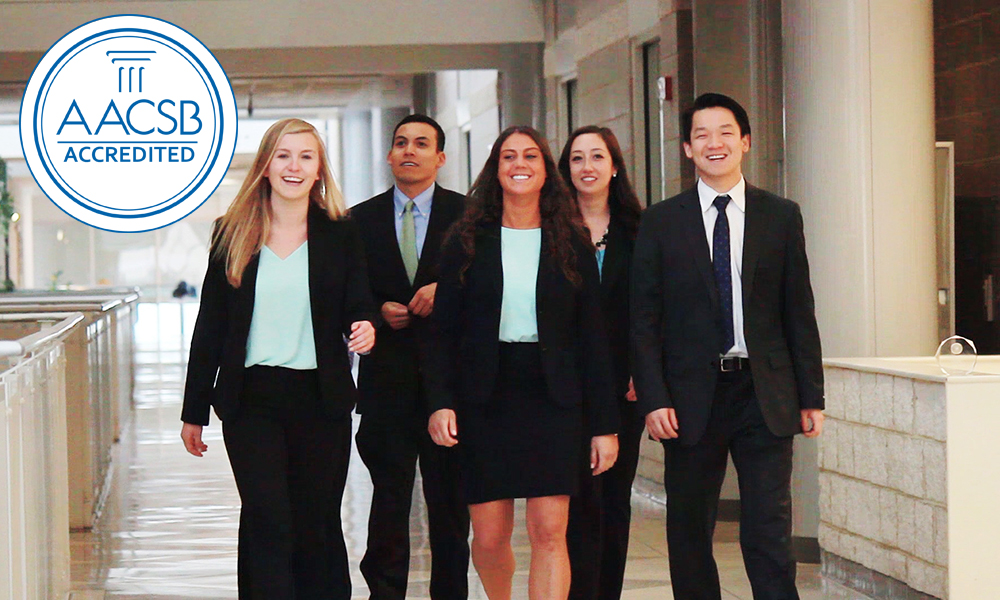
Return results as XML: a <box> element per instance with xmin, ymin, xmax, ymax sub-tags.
<box><xmin>719</xmin><ymin>356</ymin><xmax>750</xmax><ymax>372</ymax></box>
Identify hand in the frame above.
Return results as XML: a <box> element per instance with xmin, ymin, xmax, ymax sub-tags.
<box><xmin>801</xmin><ymin>409</ymin><xmax>824</xmax><ymax>438</ymax></box>
<box><xmin>625</xmin><ymin>377</ymin><xmax>637</xmax><ymax>402</ymax></box>
<box><xmin>590</xmin><ymin>434</ymin><xmax>619</xmax><ymax>475</ymax></box>
<box><xmin>428</xmin><ymin>408</ymin><xmax>458</xmax><ymax>447</ymax></box>
<box><xmin>646</xmin><ymin>407</ymin><xmax>680</xmax><ymax>441</ymax></box>
<box><xmin>181</xmin><ymin>422</ymin><xmax>208</xmax><ymax>457</ymax></box>
<box><xmin>381</xmin><ymin>301</ymin><xmax>411</xmax><ymax>330</ymax></box>
<box><xmin>408</xmin><ymin>283</ymin><xmax>437</xmax><ymax>318</ymax></box>
<box><xmin>348</xmin><ymin>321</ymin><xmax>375</xmax><ymax>354</ymax></box>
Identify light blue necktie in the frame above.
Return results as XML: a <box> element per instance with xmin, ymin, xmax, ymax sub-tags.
<box><xmin>400</xmin><ymin>200</ymin><xmax>418</xmax><ymax>284</ymax></box>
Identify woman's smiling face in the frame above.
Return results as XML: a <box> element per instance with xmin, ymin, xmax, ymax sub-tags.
<box><xmin>498</xmin><ymin>133</ymin><xmax>546</xmax><ymax>199</ymax></box>
<box><xmin>265</xmin><ymin>132</ymin><xmax>321</xmax><ymax>203</ymax></box>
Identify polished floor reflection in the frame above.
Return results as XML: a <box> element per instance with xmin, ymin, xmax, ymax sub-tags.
<box><xmin>68</xmin><ymin>304</ymin><xmax>869</xmax><ymax>599</ymax></box>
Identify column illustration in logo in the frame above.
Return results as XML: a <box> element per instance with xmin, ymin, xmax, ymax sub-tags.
<box><xmin>19</xmin><ymin>15</ymin><xmax>238</xmax><ymax>232</ymax></box>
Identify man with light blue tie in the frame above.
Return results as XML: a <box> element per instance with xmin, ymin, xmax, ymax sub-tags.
<box><xmin>351</xmin><ymin>114</ymin><xmax>469</xmax><ymax>599</ymax></box>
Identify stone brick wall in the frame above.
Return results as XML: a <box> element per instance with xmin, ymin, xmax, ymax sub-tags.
<box><xmin>820</xmin><ymin>367</ymin><xmax>948</xmax><ymax>599</ymax></box>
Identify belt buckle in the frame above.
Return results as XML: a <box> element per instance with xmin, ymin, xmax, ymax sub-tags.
<box><xmin>720</xmin><ymin>356</ymin><xmax>737</xmax><ymax>372</ymax></box>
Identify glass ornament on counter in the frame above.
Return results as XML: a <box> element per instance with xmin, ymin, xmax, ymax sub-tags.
<box><xmin>935</xmin><ymin>335</ymin><xmax>978</xmax><ymax>375</ymax></box>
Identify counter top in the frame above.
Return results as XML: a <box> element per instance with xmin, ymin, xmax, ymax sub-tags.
<box><xmin>823</xmin><ymin>355</ymin><xmax>1000</xmax><ymax>383</ymax></box>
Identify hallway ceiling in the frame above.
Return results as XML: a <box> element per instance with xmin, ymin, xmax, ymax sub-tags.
<box><xmin>0</xmin><ymin>74</ymin><xmax>412</xmax><ymax>124</ymax></box>
<box><xmin>1</xmin><ymin>73</ymin><xmax>413</xmax><ymax>224</ymax></box>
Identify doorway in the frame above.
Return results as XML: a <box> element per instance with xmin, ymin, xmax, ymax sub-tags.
<box><xmin>955</xmin><ymin>196</ymin><xmax>1000</xmax><ymax>354</ymax></box>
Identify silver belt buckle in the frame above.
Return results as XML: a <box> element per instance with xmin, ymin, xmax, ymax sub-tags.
<box><xmin>720</xmin><ymin>356</ymin><xmax>737</xmax><ymax>372</ymax></box>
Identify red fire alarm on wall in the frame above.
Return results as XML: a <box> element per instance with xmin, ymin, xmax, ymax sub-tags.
<box><xmin>658</xmin><ymin>76</ymin><xmax>673</xmax><ymax>102</ymax></box>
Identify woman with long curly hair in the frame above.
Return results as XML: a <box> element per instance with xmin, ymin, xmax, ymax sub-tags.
<box><xmin>559</xmin><ymin>126</ymin><xmax>644</xmax><ymax>600</ymax></box>
<box><xmin>180</xmin><ymin>118</ymin><xmax>376</xmax><ymax>598</ymax></box>
<box><xmin>426</xmin><ymin>125</ymin><xmax>619</xmax><ymax>599</ymax></box>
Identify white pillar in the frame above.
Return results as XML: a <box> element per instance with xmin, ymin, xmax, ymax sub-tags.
<box><xmin>88</xmin><ymin>227</ymin><xmax>96</xmax><ymax>287</ymax></box>
<box><xmin>326</xmin><ymin>117</ymin><xmax>342</xmax><ymax>192</ymax></box>
<box><xmin>14</xmin><ymin>182</ymin><xmax>34</xmax><ymax>289</ymax></box>
<box><xmin>782</xmin><ymin>0</ymin><xmax>935</xmax><ymax>554</ymax></box>
<box><xmin>370</xmin><ymin>106</ymin><xmax>384</xmax><ymax>197</ymax></box>
<box><xmin>783</xmin><ymin>0</ymin><xmax>937</xmax><ymax>358</ymax></box>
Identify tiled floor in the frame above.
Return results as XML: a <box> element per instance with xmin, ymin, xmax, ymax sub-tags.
<box><xmin>68</xmin><ymin>304</ymin><xmax>869</xmax><ymax>599</ymax></box>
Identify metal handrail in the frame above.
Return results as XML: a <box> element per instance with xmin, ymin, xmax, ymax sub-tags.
<box><xmin>0</xmin><ymin>299</ymin><xmax>125</xmax><ymax>312</ymax></box>
<box><xmin>0</xmin><ymin>313</ymin><xmax>85</xmax><ymax>358</ymax></box>
<box><xmin>0</xmin><ymin>285</ymin><xmax>140</xmax><ymax>297</ymax></box>
<box><xmin>0</xmin><ymin>312</ymin><xmax>83</xmax><ymax>322</ymax></box>
<box><xmin>0</xmin><ymin>292</ymin><xmax>139</xmax><ymax>303</ymax></box>
<box><xmin>0</xmin><ymin>292</ymin><xmax>140</xmax><ymax>321</ymax></box>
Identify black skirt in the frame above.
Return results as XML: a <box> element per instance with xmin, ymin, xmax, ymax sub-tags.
<box><xmin>459</xmin><ymin>342</ymin><xmax>584</xmax><ymax>504</ymax></box>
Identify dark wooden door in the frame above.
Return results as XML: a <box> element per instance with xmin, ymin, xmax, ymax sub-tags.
<box><xmin>955</xmin><ymin>196</ymin><xmax>1000</xmax><ymax>354</ymax></box>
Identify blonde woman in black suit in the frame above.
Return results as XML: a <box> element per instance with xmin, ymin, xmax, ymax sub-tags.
<box><xmin>180</xmin><ymin>118</ymin><xmax>376</xmax><ymax>599</ymax></box>
<box><xmin>427</xmin><ymin>125</ymin><xmax>619</xmax><ymax>600</ymax></box>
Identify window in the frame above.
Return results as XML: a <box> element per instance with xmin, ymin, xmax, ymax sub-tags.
<box><xmin>642</xmin><ymin>42</ymin><xmax>662</xmax><ymax>206</ymax></box>
<box><xmin>464</xmin><ymin>129</ymin><xmax>473</xmax><ymax>191</ymax></box>
<box><xmin>565</xmin><ymin>79</ymin><xmax>578</xmax><ymax>137</ymax></box>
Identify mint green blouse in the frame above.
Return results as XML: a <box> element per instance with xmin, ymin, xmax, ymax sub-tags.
<box><xmin>499</xmin><ymin>227</ymin><xmax>541</xmax><ymax>343</ymax></box>
<box><xmin>244</xmin><ymin>243</ymin><xmax>317</xmax><ymax>369</ymax></box>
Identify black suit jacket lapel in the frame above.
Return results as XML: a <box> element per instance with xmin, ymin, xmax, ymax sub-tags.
<box><xmin>679</xmin><ymin>189</ymin><xmax>720</xmax><ymax>309</ymax></box>
<box><xmin>480</xmin><ymin>222</ymin><xmax>503</xmax><ymax>299</ymax></box>
<box><xmin>373</xmin><ymin>190</ymin><xmax>412</xmax><ymax>290</ymax></box>
<box><xmin>413</xmin><ymin>185</ymin><xmax>449</xmax><ymax>287</ymax></box>
<box><xmin>599</xmin><ymin>219</ymin><xmax>626</xmax><ymax>300</ymax></box>
<box><xmin>236</xmin><ymin>251</ymin><xmax>260</xmax><ymax>344</ymax></box>
<box><xmin>306</xmin><ymin>207</ymin><xmax>329</xmax><ymax>338</ymax></box>
<box><xmin>741</xmin><ymin>184</ymin><xmax>765</xmax><ymax>303</ymax></box>
<box><xmin>536</xmin><ymin>227</ymin><xmax>559</xmax><ymax>343</ymax></box>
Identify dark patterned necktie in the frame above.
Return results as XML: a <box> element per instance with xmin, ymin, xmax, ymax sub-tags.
<box><xmin>712</xmin><ymin>195</ymin><xmax>734</xmax><ymax>354</ymax></box>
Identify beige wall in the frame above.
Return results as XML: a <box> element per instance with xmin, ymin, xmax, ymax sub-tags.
<box><xmin>661</xmin><ymin>8</ymin><xmax>696</xmax><ymax>196</ymax></box>
<box><xmin>543</xmin><ymin>0</ymin><xmax>693</xmax><ymax>202</ymax></box>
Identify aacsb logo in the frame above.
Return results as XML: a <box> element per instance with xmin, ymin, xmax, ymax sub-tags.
<box><xmin>19</xmin><ymin>15</ymin><xmax>237</xmax><ymax>232</ymax></box>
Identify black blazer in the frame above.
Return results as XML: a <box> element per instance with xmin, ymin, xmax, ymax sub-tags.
<box><xmin>350</xmin><ymin>185</ymin><xmax>465</xmax><ymax>417</ymax></box>
<box><xmin>596</xmin><ymin>215</ymin><xmax>635</xmax><ymax>402</ymax></box>
<box><xmin>181</xmin><ymin>206</ymin><xmax>377</xmax><ymax>426</ymax></box>
<box><xmin>426</xmin><ymin>222</ymin><xmax>619</xmax><ymax>436</ymax></box>
<box><xmin>630</xmin><ymin>184</ymin><xmax>824</xmax><ymax>445</ymax></box>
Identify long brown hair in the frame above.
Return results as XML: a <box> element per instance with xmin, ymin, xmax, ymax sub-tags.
<box><xmin>213</xmin><ymin>118</ymin><xmax>345</xmax><ymax>287</ymax></box>
<box><xmin>449</xmin><ymin>126</ymin><xmax>590</xmax><ymax>286</ymax></box>
<box><xmin>558</xmin><ymin>125</ymin><xmax>643</xmax><ymax>239</ymax></box>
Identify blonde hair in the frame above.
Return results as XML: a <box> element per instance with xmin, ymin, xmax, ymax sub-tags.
<box><xmin>213</xmin><ymin>118</ymin><xmax>345</xmax><ymax>287</ymax></box>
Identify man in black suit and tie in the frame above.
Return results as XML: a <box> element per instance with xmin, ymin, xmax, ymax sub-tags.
<box><xmin>631</xmin><ymin>93</ymin><xmax>825</xmax><ymax>599</ymax></box>
<box><xmin>351</xmin><ymin>114</ymin><xmax>469</xmax><ymax>599</ymax></box>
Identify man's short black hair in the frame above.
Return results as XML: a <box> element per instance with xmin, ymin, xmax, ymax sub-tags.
<box><xmin>392</xmin><ymin>114</ymin><xmax>446</xmax><ymax>152</ymax></box>
<box><xmin>682</xmin><ymin>93</ymin><xmax>752</xmax><ymax>143</ymax></box>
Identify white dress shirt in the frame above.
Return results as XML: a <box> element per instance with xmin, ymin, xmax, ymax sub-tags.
<box><xmin>698</xmin><ymin>177</ymin><xmax>748</xmax><ymax>358</ymax></box>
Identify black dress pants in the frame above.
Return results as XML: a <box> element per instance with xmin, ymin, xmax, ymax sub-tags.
<box><xmin>356</xmin><ymin>408</ymin><xmax>470</xmax><ymax>600</ymax></box>
<box><xmin>567</xmin><ymin>400</ymin><xmax>646</xmax><ymax>600</ymax></box>
<box><xmin>223</xmin><ymin>366</ymin><xmax>352</xmax><ymax>600</ymax></box>
<box><xmin>663</xmin><ymin>368</ymin><xmax>797</xmax><ymax>600</ymax></box>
